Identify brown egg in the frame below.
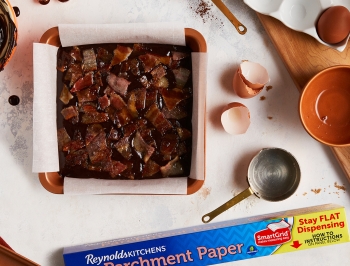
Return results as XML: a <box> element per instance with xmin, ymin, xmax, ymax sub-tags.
<box><xmin>317</xmin><ymin>6</ymin><xmax>350</xmax><ymax>44</ymax></box>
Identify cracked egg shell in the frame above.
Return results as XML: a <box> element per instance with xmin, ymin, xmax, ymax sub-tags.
<box><xmin>221</xmin><ymin>102</ymin><xmax>250</xmax><ymax>135</ymax></box>
<box><xmin>233</xmin><ymin>61</ymin><xmax>269</xmax><ymax>98</ymax></box>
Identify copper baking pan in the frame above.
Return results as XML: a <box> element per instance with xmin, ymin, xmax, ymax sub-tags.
<box><xmin>38</xmin><ymin>26</ymin><xmax>207</xmax><ymax>195</ymax></box>
<box><xmin>0</xmin><ymin>244</ymin><xmax>39</xmax><ymax>266</ymax></box>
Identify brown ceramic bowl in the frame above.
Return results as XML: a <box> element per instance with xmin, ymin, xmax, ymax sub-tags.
<box><xmin>299</xmin><ymin>65</ymin><xmax>350</xmax><ymax>146</ymax></box>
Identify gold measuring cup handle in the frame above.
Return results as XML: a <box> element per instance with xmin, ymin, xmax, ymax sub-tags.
<box><xmin>211</xmin><ymin>0</ymin><xmax>247</xmax><ymax>35</ymax></box>
<box><xmin>202</xmin><ymin>187</ymin><xmax>254</xmax><ymax>223</ymax></box>
<box><xmin>232</xmin><ymin>20</ymin><xmax>247</xmax><ymax>35</ymax></box>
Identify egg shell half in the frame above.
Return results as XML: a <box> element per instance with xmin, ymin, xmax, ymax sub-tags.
<box><xmin>221</xmin><ymin>102</ymin><xmax>251</xmax><ymax>135</ymax></box>
<box><xmin>233</xmin><ymin>68</ymin><xmax>263</xmax><ymax>98</ymax></box>
<box><xmin>240</xmin><ymin>61</ymin><xmax>270</xmax><ymax>89</ymax></box>
<box><xmin>233</xmin><ymin>61</ymin><xmax>269</xmax><ymax>98</ymax></box>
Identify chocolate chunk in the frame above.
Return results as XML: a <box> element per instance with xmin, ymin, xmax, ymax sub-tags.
<box><xmin>57</xmin><ymin>43</ymin><xmax>193</xmax><ymax>179</ymax></box>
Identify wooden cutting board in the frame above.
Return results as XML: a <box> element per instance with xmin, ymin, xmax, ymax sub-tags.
<box><xmin>257</xmin><ymin>13</ymin><xmax>350</xmax><ymax>182</ymax></box>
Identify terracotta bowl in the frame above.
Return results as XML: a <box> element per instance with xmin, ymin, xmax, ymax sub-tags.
<box><xmin>299</xmin><ymin>65</ymin><xmax>350</xmax><ymax>146</ymax></box>
<box><xmin>0</xmin><ymin>0</ymin><xmax>18</xmax><ymax>71</ymax></box>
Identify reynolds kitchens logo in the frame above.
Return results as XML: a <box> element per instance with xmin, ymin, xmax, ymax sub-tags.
<box><xmin>254</xmin><ymin>220</ymin><xmax>292</xmax><ymax>246</ymax></box>
<box><xmin>85</xmin><ymin>246</ymin><xmax>166</xmax><ymax>265</ymax></box>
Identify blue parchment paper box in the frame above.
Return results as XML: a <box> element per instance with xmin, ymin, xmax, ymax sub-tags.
<box><xmin>63</xmin><ymin>204</ymin><xmax>349</xmax><ymax>266</ymax></box>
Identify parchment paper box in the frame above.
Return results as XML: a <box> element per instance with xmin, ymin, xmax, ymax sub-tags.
<box><xmin>63</xmin><ymin>204</ymin><xmax>349</xmax><ymax>266</ymax></box>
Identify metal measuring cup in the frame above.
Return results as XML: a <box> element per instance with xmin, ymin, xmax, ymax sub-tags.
<box><xmin>202</xmin><ymin>148</ymin><xmax>301</xmax><ymax>223</ymax></box>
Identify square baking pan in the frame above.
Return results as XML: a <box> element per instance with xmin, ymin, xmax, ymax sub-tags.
<box><xmin>38</xmin><ymin>26</ymin><xmax>207</xmax><ymax>195</ymax></box>
<box><xmin>0</xmin><ymin>244</ymin><xmax>39</xmax><ymax>266</ymax></box>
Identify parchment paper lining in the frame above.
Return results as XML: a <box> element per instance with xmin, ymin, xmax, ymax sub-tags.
<box><xmin>32</xmin><ymin>23</ymin><xmax>206</xmax><ymax>195</ymax></box>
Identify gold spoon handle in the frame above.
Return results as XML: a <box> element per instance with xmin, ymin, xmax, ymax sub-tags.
<box><xmin>202</xmin><ymin>187</ymin><xmax>254</xmax><ymax>223</ymax></box>
<box><xmin>211</xmin><ymin>0</ymin><xmax>247</xmax><ymax>35</ymax></box>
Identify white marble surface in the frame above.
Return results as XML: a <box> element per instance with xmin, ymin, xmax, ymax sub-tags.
<box><xmin>1</xmin><ymin>0</ymin><xmax>350</xmax><ymax>265</ymax></box>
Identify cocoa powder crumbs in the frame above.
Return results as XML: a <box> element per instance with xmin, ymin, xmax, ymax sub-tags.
<box><xmin>260</xmin><ymin>96</ymin><xmax>266</xmax><ymax>101</ymax></box>
<box><xmin>334</xmin><ymin>182</ymin><xmax>346</xmax><ymax>191</ymax></box>
<box><xmin>267</xmin><ymin>116</ymin><xmax>273</xmax><ymax>120</ymax></box>
<box><xmin>189</xmin><ymin>0</ymin><xmax>222</xmax><ymax>25</ymax></box>
<box><xmin>311</xmin><ymin>188</ymin><xmax>321</xmax><ymax>194</ymax></box>
<box><xmin>266</xmin><ymin>85</ymin><xmax>273</xmax><ymax>91</ymax></box>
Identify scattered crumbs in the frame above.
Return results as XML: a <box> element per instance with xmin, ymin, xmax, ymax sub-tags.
<box><xmin>245</xmin><ymin>197</ymin><xmax>258</xmax><ymax>210</ymax></box>
<box><xmin>334</xmin><ymin>182</ymin><xmax>346</xmax><ymax>191</ymax></box>
<box><xmin>266</xmin><ymin>85</ymin><xmax>273</xmax><ymax>91</ymax></box>
<box><xmin>200</xmin><ymin>187</ymin><xmax>211</xmax><ymax>199</ymax></box>
<box><xmin>311</xmin><ymin>188</ymin><xmax>321</xmax><ymax>194</ymax></box>
<box><xmin>260</xmin><ymin>96</ymin><xmax>266</xmax><ymax>101</ymax></box>
<box><xmin>241</xmin><ymin>59</ymin><xmax>248</xmax><ymax>62</ymax></box>
<box><xmin>189</xmin><ymin>0</ymin><xmax>222</xmax><ymax>26</ymax></box>
<box><xmin>267</xmin><ymin>116</ymin><xmax>273</xmax><ymax>120</ymax></box>
<box><xmin>303</xmin><ymin>192</ymin><xmax>307</xmax><ymax>196</ymax></box>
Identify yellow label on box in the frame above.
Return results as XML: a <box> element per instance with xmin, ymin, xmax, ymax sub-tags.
<box><xmin>275</xmin><ymin>208</ymin><xmax>349</xmax><ymax>254</ymax></box>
